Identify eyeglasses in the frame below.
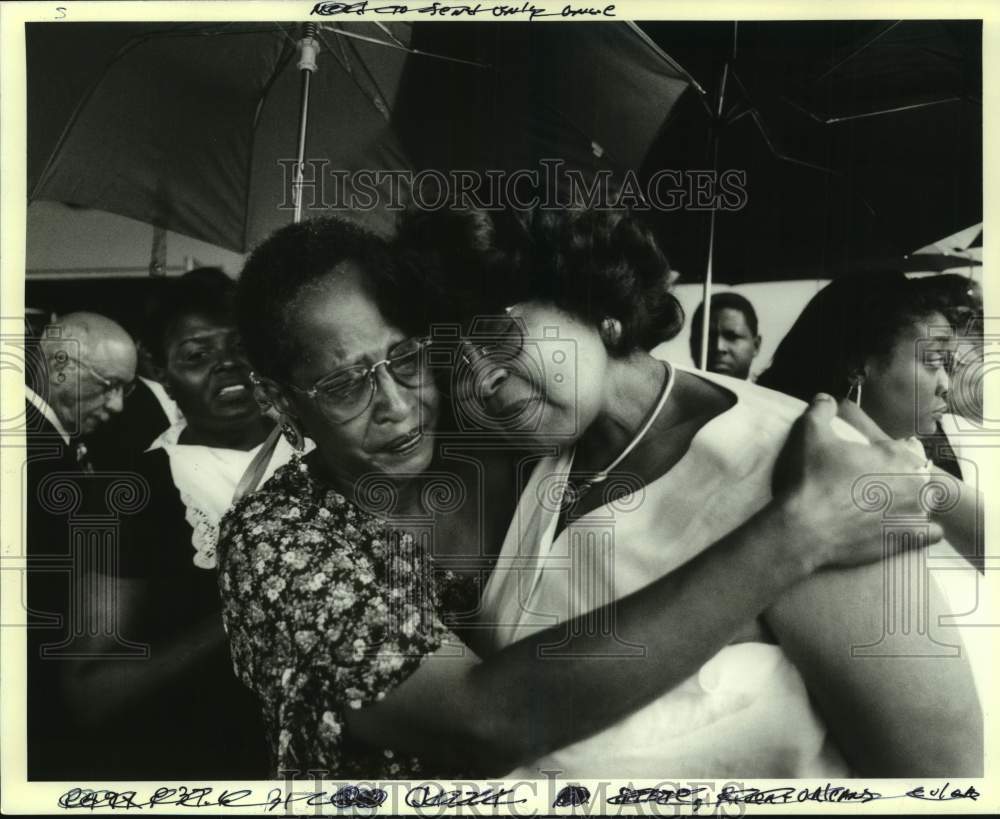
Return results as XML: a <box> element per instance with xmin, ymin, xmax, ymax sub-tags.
<box><xmin>61</xmin><ymin>355</ymin><xmax>136</xmax><ymax>399</ymax></box>
<box><xmin>287</xmin><ymin>336</ymin><xmax>432</xmax><ymax>424</ymax></box>
<box><xmin>461</xmin><ymin>312</ymin><xmax>525</xmax><ymax>367</ymax></box>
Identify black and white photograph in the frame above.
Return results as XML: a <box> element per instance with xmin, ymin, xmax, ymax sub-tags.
<box><xmin>1</xmin><ymin>1</ymin><xmax>995</xmax><ymax>814</ymax></box>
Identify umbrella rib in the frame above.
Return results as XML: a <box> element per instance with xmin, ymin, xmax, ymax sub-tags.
<box><xmin>781</xmin><ymin>90</ymin><xmax>964</xmax><ymax>124</ymax></box>
<box><xmin>317</xmin><ymin>23</ymin><xmax>489</xmax><ymax>68</ymax></box>
<box><xmin>314</xmin><ymin>28</ymin><xmax>393</xmax><ymax>123</ymax></box>
<box><xmin>706</xmin><ymin>72</ymin><xmax>851</xmax><ymax>187</ymax></box>
<box><xmin>626</xmin><ymin>22</ymin><xmax>713</xmax><ymax>118</ymax></box>
<box><xmin>912</xmin><ymin>44</ymin><xmax>968</xmax><ymax>64</ymax></box>
<box><xmin>729</xmin><ymin>72</ymin><xmax>872</xmax><ymax>191</ymax></box>
<box><xmin>373</xmin><ymin>21</ymin><xmax>407</xmax><ymax>51</ymax></box>
<box><xmin>724</xmin><ymin>105</ymin><xmax>752</xmax><ymax>127</ymax></box>
<box><xmin>312</xmin><ymin>24</ymin><xmax>355</xmax><ymax>78</ymax></box>
<box><xmin>779</xmin><ymin>94</ymin><xmax>839</xmax><ymax>124</ymax></box>
<box><xmin>274</xmin><ymin>23</ymin><xmax>300</xmax><ymax>51</ymax></box>
<box><xmin>746</xmin><ymin>109</ymin><xmax>841</xmax><ymax>177</ymax></box>
<box><xmin>243</xmin><ymin>27</ymin><xmax>300</xmax><ymax>250</ymax></box>
<box><xmin>30</xmin><ymin>26</ymin><xmax>198</xmax><ymax>200</ymax></box>
<box><xmin>256</xmin><ymin>25</ymin><xmax>300</xmax><ymax>131</ymax></box>
<box><xmin>822</xmin><ymin>96</ymin><xmax>963</xmax><ymax>123</ymax></box>
<box><xmin>536</xmin><ymin>99</ymin><xmax>626</xmax><ymax>169</ymax></box>
<box><xmin>313</xmin><ymin>26</ymin><xmax>352</xmax><ymax>75</ymax></box>
<box><xmin>811</xmin><ymin>21</ymin><xmax>902</xmax><ymax>85</ymax></box>
<box><xmin>337</xmin><ymin>27</ymin><xmax>354</xmax><ymax>74</ymax></box>
<box><xmin>339</xmin><ymin>31</ymin><xmax>392</xmax><ymax>117</ymax></box>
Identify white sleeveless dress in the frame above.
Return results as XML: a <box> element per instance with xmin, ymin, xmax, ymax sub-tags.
<box><xmin>481</xmin><ymin>368</ymin><xmax>981</xmax><ymax>779</ymax></box>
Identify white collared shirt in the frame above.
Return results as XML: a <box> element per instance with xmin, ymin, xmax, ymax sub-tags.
<box><xmin>24</xmin><ymin>384</ymin><xmax>70</xmax><ymax>445</ymax></box>
<box><xmin>139</xmin><ymin>376</ymin><xmax>184</xmax><ymax>428</ymax></box>
<box><xmin>145</xmin><ymin>420</ymin><xmax>300</xmax><ymax>569</ymax></box>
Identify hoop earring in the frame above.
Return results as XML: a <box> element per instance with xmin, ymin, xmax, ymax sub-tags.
<box><xmin>280</xmin><ymin>416</ymin><xmax>305</xmax><ymax>452</ymax></box>
<box><xmin>846</xmin><ymin>380</ymin><xmax>863</xmax><ymax>408</ymax></box>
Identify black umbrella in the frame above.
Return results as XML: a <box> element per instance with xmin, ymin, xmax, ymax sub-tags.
<box><xmin>29</xmin><ymin>21</ymin><xmax>691</xmax><ymax>252</ymax></box>
<box><xmin>631</xmin><ymin>20</ymin><xmax>980</xmax><ymax>369</ymax></box>
<box><xmin>638</xmin><ymin>20</ymin><xmax>981</xmax><ymax>283</ymax></box>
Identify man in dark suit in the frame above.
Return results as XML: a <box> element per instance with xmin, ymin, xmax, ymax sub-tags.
<box><xmin>24</xmin><ymin>312</ymin><xmax>136</xmax><ymax>779</ymax></box>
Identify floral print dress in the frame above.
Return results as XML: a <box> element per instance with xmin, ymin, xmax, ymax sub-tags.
<box><xmin>217</xmin><ymin>456</ymin><xmax>476</xmax><ymax>778</ymax></box>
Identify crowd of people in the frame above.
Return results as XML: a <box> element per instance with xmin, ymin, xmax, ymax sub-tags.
<box><xmin>23</xmin><ymin>204</ymin><xmax>985</xmax><ymax>781</ymax></box>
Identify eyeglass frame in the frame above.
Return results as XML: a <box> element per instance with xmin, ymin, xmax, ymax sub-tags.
<box><xmin>56</xmin><ymin>354</ymin><xmax>136</xmax><ymax>399</ymax></box>
<box><xmin>280</xmin><ymin>335</ymin><xmax>435</xmax><ymax>424</ymax></box>
<box><xmin>459</xmin><ymin>308</ymin><xmax>526</xmax><ymax>367</ymax></box>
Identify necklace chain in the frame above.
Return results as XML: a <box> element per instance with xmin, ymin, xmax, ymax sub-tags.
<box><xmin>562</xmin><ymin>361</ymin><xmax>676</xmax><ymax>509</ymax></box>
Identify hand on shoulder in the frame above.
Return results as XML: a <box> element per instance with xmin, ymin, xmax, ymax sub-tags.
<box><xmin>772</xmin><ymin>394</ymin><xmax>940</xmax><ymax>573</ymax></box>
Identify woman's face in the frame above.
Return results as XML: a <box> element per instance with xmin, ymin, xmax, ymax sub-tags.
<box><xmin>283</xmin><ymin>264</ymin><xmax>439</xmax><ymax>482</ymax></box>
<box><xmin>948</xmin><ymin>338</ymin><xmax>984</xmax><ymax>423</ymax></box>
<box><xmin>163</xmin><ymin>311</ymin><xmax>260</xmax><ymax>432</ymax></box>
<box><xmin>862</xmin><ymin>311</ymin><xmax>955</xmax><ymax>439</ymax></box>
<box><xmin>455</xmin><ymin>301</ymin><xmax>609</xmax><ymax>446</ymax></box>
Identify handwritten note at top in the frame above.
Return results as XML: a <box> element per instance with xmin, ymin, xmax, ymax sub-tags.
<box><xmin>311</xmin><ymin>1</ymin><xmax>617</xmax><ymax>20</ymax></box>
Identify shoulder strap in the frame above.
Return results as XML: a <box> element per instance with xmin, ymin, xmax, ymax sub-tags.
<box><xmin>231</xmin><ymin>424</ymin><xmax>283</xmax><ymax>506</ymax></box>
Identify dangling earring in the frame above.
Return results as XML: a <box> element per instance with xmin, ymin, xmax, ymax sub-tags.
<box><xmin>846</xmin><ymin>378</ymin><xmax>863</xmax><ymax>408</ymax></box>
<box><xmin>280</xmin><ymin>415</ymin><xmax>305</xmax><ymax>452</ymax></box>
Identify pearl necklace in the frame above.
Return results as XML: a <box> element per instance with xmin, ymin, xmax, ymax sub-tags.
<box><xmin>562</xmin><ymin>361</ymin><xmax>677</xmax><ymax>509</ymax></box>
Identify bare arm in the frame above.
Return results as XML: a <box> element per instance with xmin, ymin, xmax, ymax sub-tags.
<box><xmin>348</xmin><ymin>501</ymin><xmax>823</xmax><ymax>773</ymax></box>
<box><xmin>756</xmin><ymin>400</ymin><xmax>984</xmax><ymax>776</ymax></box>
<box><xmin>765</xmin><ymin>561</ymin><xmax>982</xmax><ymax>776</ymax></box>
<box><xmin>347</xmin><ymin>396</ymin><xmax>944</xmax><ymax>774</ymax></box>
<box><xmin>838</xmin><ymin>399</ymin><xmax>984</xmax><ymax>569</ymax></box>
<box><xmin>62</xmin><ymin>573</ymin><xmax>227</xmax><ymax>727</ymax></box>
<box><xmin>928</xmin><ymin>472</ymin><xmax>984</xmax><ymax>569</ymax></box>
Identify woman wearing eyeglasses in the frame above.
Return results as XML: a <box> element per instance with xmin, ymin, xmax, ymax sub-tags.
<box><xmin>389</xmin><ymin>206</ymin><xmax>980</xmax><ymax>778</ymax></box>
<box><xmin>63</xmin><ymin>268</ymin><xmax>297</xmax><ymax>779</ymax></box>
<box><xmin>215</xmin><ymin>215</ymin><xmax>974</xmax><ymax>780</ymax></box>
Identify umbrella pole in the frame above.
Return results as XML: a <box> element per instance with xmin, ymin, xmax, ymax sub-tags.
<box><xmin>699</xmin><ymin>60</ymin><xmax>730</xmax><ymax>372</ymax></box>
<box><xmin>293</xmin><ymin>24</ymin><xmax>320</xmax><ymax>224</ymax></box>
<box><xmin>699</xmin><ymin>175</ymin><xmax>717</xmax><ymax>371</ymax></box>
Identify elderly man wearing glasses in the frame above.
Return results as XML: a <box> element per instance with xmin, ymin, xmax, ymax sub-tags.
<box><xmin>24</xmin><ymin>310</ymin><xmax>136</xmax><ymax>779</ymax></box>
<box><xmin>29</xmin><ymin>311</ymin><xmax>137</xmax><ymax>449</ymax></box>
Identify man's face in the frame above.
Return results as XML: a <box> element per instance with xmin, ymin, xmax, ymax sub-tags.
<box><xmin>49</xmin><ymin>337</ymin><xmax>137</xmax><ymax>435</ymax></box>
<box><xmin>693</xmin><ymin>307</ymin><xmax>761</xmax><ymax>379</ymax></box>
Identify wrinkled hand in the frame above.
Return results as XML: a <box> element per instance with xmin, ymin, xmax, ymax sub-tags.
<box><xmin>773</xmin><ymin>394</ymin><xmax>941</xmax><ymax>572</ymax></box>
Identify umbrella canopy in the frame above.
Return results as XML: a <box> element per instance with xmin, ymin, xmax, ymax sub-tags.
<box><xmin>391</xmin><ymin>22</ymin><xmax>689</xmax><ymax>177</ymax></box>
<box><xmin>30</xmin><ymin>22</ymin><xmax>411</xmax><ymax>248</ymax></box>
<box><xmin>637</xmin><ymin>20</ymin><xmax>982</xmax><ymax>283</ymax></box>
<box><xmin>29</xmin><ymin>21</ymin><xmax>691</xmax><ymax>253</ymax></box>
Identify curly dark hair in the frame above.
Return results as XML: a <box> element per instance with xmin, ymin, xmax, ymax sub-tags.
<box><xmin>145</xmin><ymin>267</ymin><xmax>235</xmax><ymax>366</ymax></box>
<box><xmin>911</xmin><ymin>273</ymin><xmax>982</xmax><ymax>336</ymax></box>
<box><xmin>757</xmin><ymin>271</ymin><xmax>954</xmax><ymax>402</ymax></box>
<box><xmin>397</xmin><ymin>205</ymin><xmax>683</xmax><ymax>355</ymax></box>
<box><xmin>237</xmin><ymin>218</ymin><xmax>425</xmax><ymax>380</ymax></box>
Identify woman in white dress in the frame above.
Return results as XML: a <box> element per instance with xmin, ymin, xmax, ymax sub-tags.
<box><xmin>388</xmin><ymin>206</ymin><xmax>982</xmax><ymax>778</ymax></box>
<box><xmin>218</xmin><ymin>214</ymin><xmax>971</xmax><ymax>779</ymax></box>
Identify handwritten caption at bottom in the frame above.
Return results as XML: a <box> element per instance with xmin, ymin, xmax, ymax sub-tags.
<box><xmin>55</xmin><ymin>780</ymin><xmax>980</xmax><ymax>812</ymax></box>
